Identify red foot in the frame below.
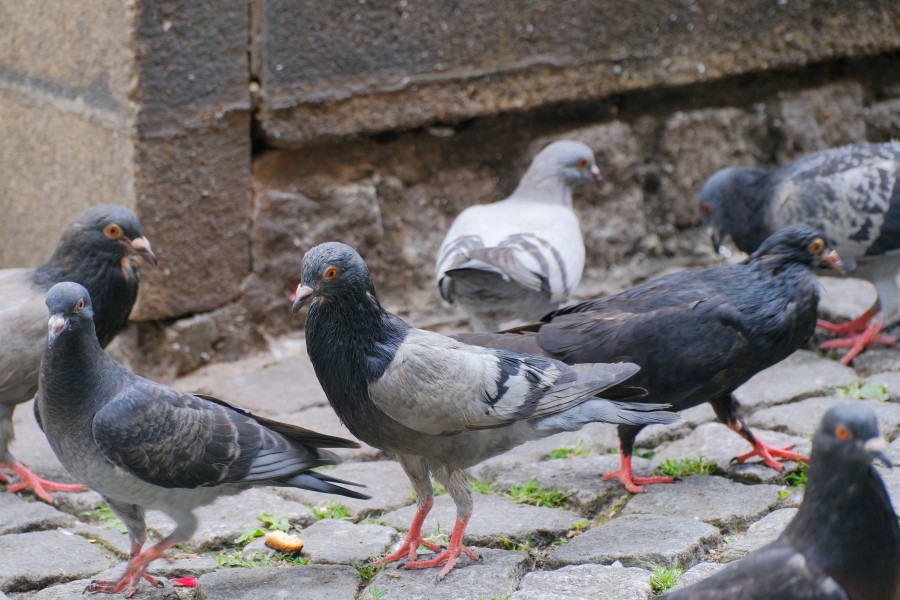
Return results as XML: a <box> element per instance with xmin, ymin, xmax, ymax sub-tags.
<box><xmin>1</xmin><ymin>462</ymin><xmax>85</xmax><ymax>504</ymax></box>
<box><xmin>85</xmin><ymin>540</ymin><xmax>171</xmax><ymax>597</ymax></box>
<box><xmin>732</xmin><ymin>441</ymin><xmax>808</xmax><ymax>471</ymax></box>
<box><xmin>818</xmin><ymin>320</ymin><xmax>896</xmax><ymax>365</ymax></box>
<box><xmin>376</xmin><ymin>496</ymin><xmax>443</xmax><ymax>565</ymax></box>
<box><xmin>816</xmin><ymin>305</ymin><xmax>878</xmax><ymax>335</ymax></box>
<box><xmin>403</xmin><ymin>511</ymin><xmax>479</xmax><ymax>579</ymax></box>
<box><xmin>602</xmin><ymin>454</ymin><xmax>674</xmax><ymax>494</ymax></box>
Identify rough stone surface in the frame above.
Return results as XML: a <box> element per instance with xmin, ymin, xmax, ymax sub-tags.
<box><xmin>623</xmin><ymin>476</ymin><xmax>783</xmax><ymax>533</ymax></box>
<box><xmin>511</xmin><ymin>563</ymin><xmax>654</xmax><ymax>600</ymax></box>
<box><xmin>365</xmin><ymin>547</ymin><xmax>528</xmax><ymax>600</ymax></box>
<box><xmin>196</xmin><ymin>565</ymin><xmax>359</xmax><ymax>600</ymax></box>
<box><xmin>299</xmin><ymin>518</ymin><xmax>398</xmax><ymax>564</ymax></box>
<box><xmin>0</xmin><ymin>530</ymin><xmax>113</xmax><ymax>593</ymax></box>
<box><xmin>719</xmin><ymin>508</ymin><xmax>798</xmax><ymax>562</ymax></box>
<box><xmin>749</xmin><ymin>396</ymin><xmax>900</xmax><ymax>441</ymax></box>
<box><xmin>382</xmin><ymin>493</ymin><xmax>583</xmax><ymax>547</ymax></box>
<box><xmin>817</xmin><ymin>276</ymin><xmax>877</xmax><ymax>323</ymax></box>
<box><xmin>676</xmin><ymin>561</ymin><xmax>729</xmax><ymax>588</ymax></box>
<box><xmin>26</xmin><ymin>575</ymin><xmax>181</xmax><ymax>600</ymax></box>
<box><xmin>546</xmin><ymin>513</ymin><xmax>721</xmax><ymax>569</ymax></box>
<box><xmin>733</xmin><ymin>351</ymin><xmax>858</xmax><ymax>410</ymax></box>
<box><xmin>775</xmin><ymin>81</ymin><xmax>867</xmax><ymax>161</ymax></box>
<box><xmin>144</xmin><ymin>488</ymin><xmax>315</xmax><ymax>551</ymax></box>
<box><xmin>0</xmin><ymin>494</ymin><xmax>73</xmax><ymax>535</ymax></box>
<box><xmin>864</xmin><ymin>371</ymin><xmax>900</xmax><ymax>403</ymax></box>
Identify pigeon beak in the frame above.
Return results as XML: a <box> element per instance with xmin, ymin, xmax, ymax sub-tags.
<box><xmin>864</xmin><ymin>435</ymin><xmax>892</xmax><ymax>468</ymax></box>
<box><xmin>129</xmin><ymin>237</ymin><xmax>158</xmax><ymax>266</ymax></box>
<box><xmin>47</xmin><ymin>315</ymin><xmax>66</xmax><ymax>346</ymax></box>
<box><xmin>589</xmin><ymin>165</ymin><xmax>603</xmax><ymax>188</ymax></box>
<box><xmin>291</xmin><ymin>284</ymin><xmax>314</xmax><ymax>314</ymax></box>
<box><xmin>820</xmin><ymin>249</ymin><xmax>846</xmax><ymax>275</ymax></box>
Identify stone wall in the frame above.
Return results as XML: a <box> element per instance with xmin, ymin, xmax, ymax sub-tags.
<box><xmin>1</xmin><ymin>0</ymin><xmax>899</xmax><ymax>379</ymax></box>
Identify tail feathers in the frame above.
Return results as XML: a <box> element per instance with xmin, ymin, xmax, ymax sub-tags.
<box><xmin>534</xmin><ymin>398</ymin><xmax>679</xmax><ymax>434</ymax></box>
<box><xmin>278</xmin><ymin>471</ymin><xmax>370</xmax><ymax>500</ymax></box>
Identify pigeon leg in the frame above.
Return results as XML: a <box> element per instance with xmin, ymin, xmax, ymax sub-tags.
<box><xmin>727</xmin><ymin>422</ymin><xmax>808</xmax><ymax>470</ymax></box>
<box><xmin>819</xmin><ymin>319</ymin><xmax>897</xmax><ymax>365</ymax></box>
<box><xmin>602</xmin><ymin>453</ymin><xmax>674</xmax><ymax>494</ymax></box>
<box><xmin>816</xmin><ymin>304</ymin><xmax>879</xmax><ymax>334</ymax></box>
<box><xmin>85</xmin><ymin>538</ymin><xmax>171</xmax><ymax>597</ymax></box>
<box><xmin>376</xmin><ymin>495</ymin><xmax>443</xmax><ymax>565</ymax></box>
<box><xmin>403</xmin><ymin>510</ymin><xmax>480</xmax><ymax>579</ymax></box>
<box><xmin>1</xmin><ymin>461</ymin><xmax>85</xmax><ymax>504</ymax></box>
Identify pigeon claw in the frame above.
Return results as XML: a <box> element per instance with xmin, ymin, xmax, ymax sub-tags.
<box><xmin>602</xmin><ymin>454</ymin><xmax>675</xmax><ymax>494</ymax></box>
<box><xmin>732</xmin><ymin>442</ymin><xmax>808</xmax><ymax>471</ymax></box>
<box><xmin>376</xmin><ymin>496</ymin><xmax>443</xmax><ymax>566</ymax></box>
<box><xmin>818</xmin><ymin>320</ymin><xmax>897</xmax><ymax>365</ymax></box>
<box><xmin>2</xmin><ymin>462</ymin><xmax>86</xmax><ymax>504</ymax></box>
<box><xmin>402</xmin><ymin>512</ymin><xmax>478</xmax><ymax>580</ymax></box>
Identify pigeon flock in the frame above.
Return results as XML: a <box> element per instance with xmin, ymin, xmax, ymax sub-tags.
<box><xmin>1</xmin><ymin>139</ymin><xmax>898</xmax><ymax>597</ymax></box>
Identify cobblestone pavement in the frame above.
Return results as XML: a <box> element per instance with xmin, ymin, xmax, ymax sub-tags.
<box><xmin>2</xmin><ymin>278</ymin><xmax>899</xmax><ymax>599</ymax></box>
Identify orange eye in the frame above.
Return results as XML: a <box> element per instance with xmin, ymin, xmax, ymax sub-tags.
<box><xmin>576</xmin><ymin>158</ymin><xmax>589</xmax><ymax>170</ymax></box>
<box><xmin>835</xmin><ymin>424</ymin><xmax>851</xmax><ymax>441</ymax></box>
<box><xmin>104</xmin><ymin>224</ymin><xmax>123</xmax><ymax>239</ymax></box>
<box><xmin>699</xmin><ymin>203</ymin><xmax>712</xmax><ymax>216</ymax></box>
<box><xmin>807</xmin><ymin>238</ymin><xmax>825</xmax><ymax>254</ymax></box>
<box><xmin>323</xmin><ymin>266</ymin><xmax>338</xmax><ymax>281</ymax></box>
<box><xmin>74</xmin><ymin>299</ymin><xmax>85</xmax><ymax>313</ymax></box>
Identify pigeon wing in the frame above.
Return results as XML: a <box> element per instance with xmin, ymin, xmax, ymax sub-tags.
<box><xmin>0</xmin><ymin>270</ymin><xmax>46</xmax><ymax>405</ymax></box>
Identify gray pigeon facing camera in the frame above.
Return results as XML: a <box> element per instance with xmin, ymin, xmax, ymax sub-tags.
<box><xmin>436</xmin><ymin>140</ymin><xmax>601</xmax><ymax>332</ymax></box>
<box><xmin>294</xmin><ymin>241</ymin><xmax>677</xmax><ymax>579</ymax></box>
<box><xmin>36</xmin><ymin>282</ymin><xmax>367</xmax><ymax>597</ymax></box>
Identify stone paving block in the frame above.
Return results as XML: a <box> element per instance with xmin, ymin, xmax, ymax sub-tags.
<box><xmin>51</xmin><ymin>490</ymin><xmax>105</xmax><ymax>518</ymax></box>
<box><xmin>511</xmin><ymin>563</ymin><xmax>653</xmax><ymax>600</ymax></box>
<box><xmin>650</xmin><ymin>422</ymin><xmax>809</xmax><ymax>485</ymax></box>
<box><xmin>488</xmin><ymin>454</ymin><xmax>631</xmax><ymax>516</ymax></box>
<box><xmin>719</xmin><ymin>508</ymin><xmax>797</xmax><ymax>562</ymax></box>
<box><xmin>675</xmin><ymin>561</ymin><xmax>728</xmax><ymax>588</ymax></box>
<box><xmin>276</xmin><ymin>460</ymin><xmax>413</xmax><ymax>518</ymax></box>
<box><xmin>817</xmin><ymin>276</ymin><xmax>876</xmax><ymax>323</ymax></box>
<box><xmin>748</xmin><ymin>396</ymin><xmax>900</xmax><ymax>441</ymax></box>
<box><xmin>469</xmin><ymin>424</ymin><xmax>619</xmax><ymax>481</ymax></box>
<box><xmin>366</xmin><ymin>547</ymin><xmax>528</xmax><ymax>600</ymax></box>
<box><xmin>0</xmin><ymin>530</ymin><xmax>113</xmax><ymax>593</ymax></box>
<box><xmin>196</xmin><ymin>564</ymin><xmax>359</xmax><ymax>600</ymax></box>
<box><xmin>273</xmin><ymin>405</ymin><xmax>383</xmax><ymax>462</ymax></box>
<box><xmin>27</xmin><ymin>574</ymin><xmax>181</xmax><ymax>600</ymax></box>
<box><xmin>890</xmin><ymin>437</ymin><xmax>900</xmax><ymax>466</ymax></box>
<box><xmin>0</xmin><ymin>493</ymin><xmax>73</xmax><ymax>534</ymax></box>
<box><xmin>623</xmin><ymin>476</ymin><xmax>782</xmax><ymax>533</ymax></box>
<box><xmin>850</xmin><ymin>346</ymin><xmax>900</xmax><ymax>378</ymax></box>
<box><xmin>545</xmin><ymin>513</ymin><xmax>721</xmax><ymax>569</ymax></box>
<box><xmin>145</xmin><ymin>488</ymin><xmax>314</xmax><ymax>551</ymax></box>
<box><xmin>382</xmin><ymin>493</ymin><xmax>583</xmax><ymax>547</ymax></box>
<box><xmin>299</xmin><ymin>518</ymin><xmax>398</xmax><ymax>564</ymax></box>
<box><xmin>733</xmin><ymin>350</ymin><xmax>857</xmax><ymax>410</ymax></box>
<box><xmin>864</xmin><ymin>371</ymin><xmax>900</xmax><ymax>402</ymax></box>
<box><xmin>68</xmin><ymin>522</ymin><xmax>132</xmax><ymax>558</ymax></box>
<box><xmin>638</xmin><ymin>403</ymin><xmax>718</xmax><ymax>449</ymax></box>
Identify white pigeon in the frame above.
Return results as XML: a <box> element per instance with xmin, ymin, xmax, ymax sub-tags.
<box><xmin>436</xmin><ymin>140</ymin><xmax>601</xmax><ymax>332</ymax></box>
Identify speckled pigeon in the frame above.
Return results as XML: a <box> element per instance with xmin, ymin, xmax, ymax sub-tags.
<box><xmin>661</xmin><ymin>403</ymin><xmax>900</xmax><ymax>600</ymax></box>
<box><xmin>697</xmin><ymin>141</ymin><xmax>900</xmax><ymax>364</ymax></box>
<box><xmin>293</xmin><ymin>241</ymin><xmax>677</xmax><ymax>578</ymax></box>
<box><xmin>435</xmin><ymin>140</ymin><xmax>601</xmax><ymax>332</ymax></box>
<box><xmin>0</xmin><ymin>204</ymin><xmax>157</xmax><ymax>503</ymax></box>
<box><xmin>456</xmin><ymin>226</ymin><xmax>844</xmax><ymax>493</ymax></box>
<box><xmin>36</xmin><ymin>282</ymin><xmax>367</xmax><ymax>597</ymax></box>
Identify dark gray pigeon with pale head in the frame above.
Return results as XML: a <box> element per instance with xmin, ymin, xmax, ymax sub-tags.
<box><xmin>436</xmin><ymin>140</ymin><xmax>601</xmax><ymax>331</ymax></box>
<box><xmin>36</xmin><ymin>282</ymin><xmax>367</xmax><ymax>597</ymax></box>
<box><xmin>293</xmin><ymin>241</ymin><xmax>677</xmax><ymax>579</ymax></box>
<box><xmin>661</xmin><ymin>403</ymin><xmax>900</xmax><ymax>600</ymax></box>
<box><xmin>0</xmin><ymin>204</ymin><xmax>156</xmax><ymax>503</ymax></box>
<box><xmin>697</xmin><ymin>142</ymin><xmax>900</xmax><ymax>364</ymax></box>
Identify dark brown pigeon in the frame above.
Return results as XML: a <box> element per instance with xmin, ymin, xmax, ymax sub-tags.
<box><xmin>697</xmin><ymin>142</ymin><xmax>900</xmax><ymax>364</ymax></box>
<box><xmin>456</xmin><ymin>226</ymin><xmax>844</xmax><ymax>493</ymax></box>
<box><xmin>0</xmin><ymin>204</ymin><xmax>156</xmax><ymax>502</ymax></box>
<box><xmin>36</xmin><ymin>282</ymin><xmax>367</xmax><ymax>597</ymax></box>
<box><xmin>293</xmin><ymin>241</ymin><xmax>677</xmax><ymax>578</ymax></box>
<box><xmin>661</xmin><ymin>403</ymin><xmax>900</xmax><ymax>600</ymax></box>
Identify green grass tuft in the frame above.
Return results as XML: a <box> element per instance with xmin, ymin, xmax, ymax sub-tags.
<box><xmin>545</xmin><ymin>439</ymin><xmax>593</xmax><ymax>460</ymax></box>
<box><xmin>80</xmin><ymin>505</ymin><xmax>128</xmax><ymax>535</ymax></box>
<box><xmin>469</xmin><ymin>478</ymin><xmax>499</xmax><ymax>495</ymax></box>
<box><xmin>834</xmin><ymin>380</ymin><xmax>890</xmax><ymax>401</ymax></box>
<box><xmin>649</xmin><ymin>565</ymin><xmax>684</xmax><ymax>593</ymax></box>
<box><xmin>503</xmin><ymin>478</ymin><xmax>570</xmax><ymax>509</ymax></box>
<box><xmin>655</xmin><ymin>456</ymin><xmax>716</xmax><ymax>478</ymax></box>
<box><xmin>312</xmin><ymin>501</ymin><xmax>352</xmax><ymax>521</ymax></box>
<box><xmin>784</xmin><ymin>462</ymin><xmax>808</xmax><ymax>487</ymax></box>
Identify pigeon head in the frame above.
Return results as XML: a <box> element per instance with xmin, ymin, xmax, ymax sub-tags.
<box><xmin>747</xmin><ymin>225</ymin><xmax>845</xmax><ymax>274</ymax></box>
<box><xmin>45</xmin><ymin>282</ymin><xmax>95</xmax><ymax>346</ymax></box>
<box><xmin>49</xmin><ymin>204</ymin><xmax>157</xmax><ymax>273</ymax></box>
<box><xmin>515</xmin><ymin>140</ymin><xmax>602</xmax><ymax>200</ymax></box>
<box><xmin>696</xmin><ymin>166</ymin><xmax>769</xmax><ymax>255</ymax></box>
<box><xmin>292</xmin><ymin>242</ymin><xmax>375</xmax><ymax>314</ymax></box>
<box><xmin>813</xmin><ymin>403</ymin><xmax>891</xmax><ymax>470</ymax></box>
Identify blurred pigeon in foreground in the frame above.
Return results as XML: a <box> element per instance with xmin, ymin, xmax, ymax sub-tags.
<box><xmin>0</xmin><ymin>204</ymin><xmax>156</xmax><ymax>503</ymax></box>
<box><xmin>697</xmin><ymin>142</ymin><xmax>900</xmax><ymax>364</ymax></box>
<box><xmin>36</xmin><ymin>282</ymin><xmax>366</xmax><ymax>597</ymax></box>
<box><xmin>457</xmin><ymin>226</ymin><xmax>844</xmax><ymax>493</ymax></box>
<box><xmin>436</xmin><ymin>140</ymin><xmax>601</xmax><ymax>331</ymax></box>
<box><xmin>293</xmin><ymin>241</ymin><xmax>677</xmax><ymax>578</ymax></box>
<box><xmin>662</xmin><ymin>403</ymin><xmax>900</xmax><ymax>600</ymax></box>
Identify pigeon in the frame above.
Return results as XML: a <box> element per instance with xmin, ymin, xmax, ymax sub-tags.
<box><xmin>661</xmin><ymin>403</ymin><xmax>900</xmax><ymax>600</ymax></box>
<box><xmin>35</xmin><ymin>282</ymin><xmax>367</xmax><ymax>597</ymax></box>
<box><xmin>435</xmin><ymin>140</ymin><xmax>601</xmax><ymax>332</ymax></box>
<box><xmin>0</xmin><ymin>204</ymin><xmax>157</xmax><ymax>503</ymax></box>
<box><xmin>697</xmin><ymin>141</ymin><xmax>900</xmax><ymax>364</ymax></box>
<box><xmin>293</xmin><ymin>241</ymin><xmax>678</xmax><ymax>578</ymax></box>
<box><xmin>455</xmin><ymin>226</ymin><xmax>845</xmax><ymax>493</ymax></box>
